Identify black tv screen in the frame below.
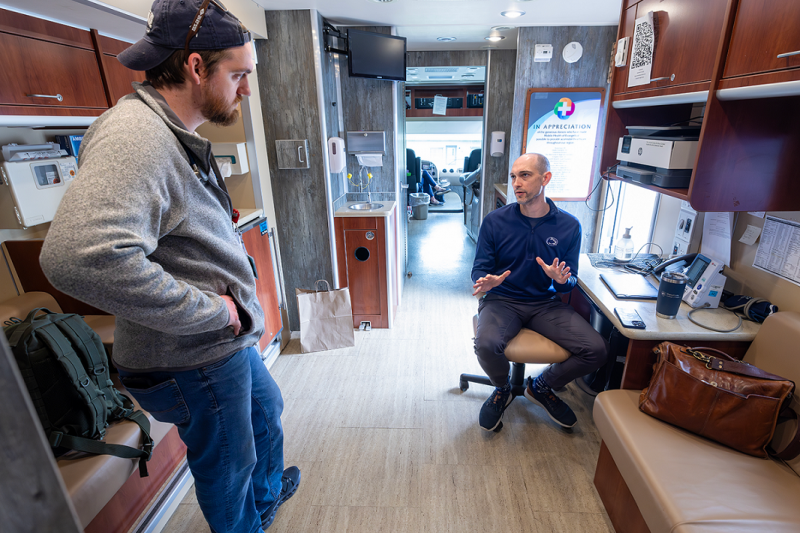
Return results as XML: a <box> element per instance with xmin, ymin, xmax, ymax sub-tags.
<box><xmin>347</xmin><ymin>29</ymin><xmax>407</xmax><ymax>81</ymax></box>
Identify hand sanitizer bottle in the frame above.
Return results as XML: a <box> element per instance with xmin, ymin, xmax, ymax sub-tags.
<box><xmin>614</xmin><ymin>227</ymin><xmax>634</xmax><ymax>262</ymax></box>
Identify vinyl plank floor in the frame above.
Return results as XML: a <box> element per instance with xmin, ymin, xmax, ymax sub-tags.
<box><xmin>162</xmin><ymin>212</ymin><xmax>615</xmax><ymax>533</ymax></box>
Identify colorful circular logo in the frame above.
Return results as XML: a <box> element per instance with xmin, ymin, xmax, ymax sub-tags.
<box><xmin>554</xmin><ymin>98</ymin><xmax>575</xmax><ymax>119</ymax></box>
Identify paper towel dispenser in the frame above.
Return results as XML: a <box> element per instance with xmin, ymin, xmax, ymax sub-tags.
<box><xmin>346</xmin><ymin>131</ymin><xmax>385</xmax><ymax>154</ymax></box>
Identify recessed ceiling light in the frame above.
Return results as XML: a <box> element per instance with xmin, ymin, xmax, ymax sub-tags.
<box><xmin>501</xmin><ymin>11</ymin><xmax>525</xmax><ymax>18</ymax></box>
<box><xmin>491</xmin><ymin>25</ymin><xmax>515</xmax><ymax>31</ymax></box>
<box><xmin>485</xmin><ymin>35</ymin><xmax>506</xmax><ymax>42</ymax></box>
<box><xmin>437</xmin><ymin>36</ymin><xmax>457</xmax><ymax>42</ymax></box>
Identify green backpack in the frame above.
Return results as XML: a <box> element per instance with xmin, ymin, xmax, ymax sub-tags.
<box><xmin>4</xmin><ymin>308</ymin><xmax>153</xmax><ymax>477</ymax></box>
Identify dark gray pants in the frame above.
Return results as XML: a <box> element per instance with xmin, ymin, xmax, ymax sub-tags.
<box><xmin>475</xmin><ymin>295</ymin><xmax>609</xmax><ymax>389</ymax></box>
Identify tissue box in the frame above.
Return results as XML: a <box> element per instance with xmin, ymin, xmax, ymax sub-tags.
<box><xmin>211</xmin><ymin>142</ymin><xmax>249</xmax><ymax>174</ymax></box>
<box><xmin>56</xmin><ymin>135</ymin><xmax>83</xmax><ymax>157</ymax></box>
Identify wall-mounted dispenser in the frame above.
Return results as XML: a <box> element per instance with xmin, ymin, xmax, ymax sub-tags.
<box><xmin>328</xmin><ymin>137</ymin><xmax>346</xmax><ymax>173</ymax></box>
<box><xmin>345</xmin><ymin>131</ymin><xmax>386</xmax><ymax>154</ymax></box>
<box><xmin>490</xmin><ymin>131</ymin><xmax>506</xmax><ymax>157</ymax></box>
<box><xmin>212</xmin><ymin>142</ymin><xmax>249</xmax><ymax>177</ymax></box>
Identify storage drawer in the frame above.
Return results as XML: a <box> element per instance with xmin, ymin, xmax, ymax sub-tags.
<box><xmin>0</xmin><ymin>32</ymin><xmax>107</xmax><ymax>108</ymax></box>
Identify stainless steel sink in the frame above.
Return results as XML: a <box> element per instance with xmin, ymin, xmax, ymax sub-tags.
<box><xmin>348</xmin><ymin>202</ymin><xmax>384</xmax><ymax>211</ymax></box>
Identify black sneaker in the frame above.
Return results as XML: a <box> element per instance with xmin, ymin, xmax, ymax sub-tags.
<box><xmin>524</xmin><ymin>376</ymin><xmax>577</xmax><ymax>428</ymax></box>
<box><xmin>261</xmin><ymin>466</ymin><xmax>301</xmax><ymax>530</ymax></box>
<box><xmin>479</xmin><ymin>386</ymin><xmax>513</xmax><ymax>431</ymax></box>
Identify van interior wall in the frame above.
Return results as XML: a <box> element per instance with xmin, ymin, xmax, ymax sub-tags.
<box><xmin>257</xmin><ymin>10</ymin><xmax>334</xmax><ymax>331</ymax></box>
<box><xmin>725</xmin><ymin>211</ymin><xmax>800</xmax><ymax>314</ymax></box>
<box><xmin>340</xmin><ymin>26</ymin><xmax>398</xmax><ymax>195</ymax></box>
<box><xmin>481</xmin><ymin>49</ymin><xmax>517</xmax><ymax>221</ymax></box>
<box><xmin>507</xmin><ymin>25</ymin><xmax>617</xmax><ymax>253</ymax></box>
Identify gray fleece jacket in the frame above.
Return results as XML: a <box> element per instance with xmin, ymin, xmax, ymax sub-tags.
<box><xmin>40</xmin><ymin>82</ymin><xmax>265</xmax><ymax>372</ymax></box>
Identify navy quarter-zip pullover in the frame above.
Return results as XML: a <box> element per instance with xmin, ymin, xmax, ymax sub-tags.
<box><xmin>471</xmin><ymin>198</ymin><xmax>580</xmax><ymax>301</ymax></box>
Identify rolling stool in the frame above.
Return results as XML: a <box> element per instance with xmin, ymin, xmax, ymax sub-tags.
<box><xmin>459</xmin><ymin>312</ymin><xmax>570</xmax><ymax>432</ymax></box>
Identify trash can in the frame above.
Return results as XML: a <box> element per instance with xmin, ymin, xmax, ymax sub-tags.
<box><xmin>410</xmin><ymin>193</ymin><xmax>430</xmax><ymax>220</ymax></box>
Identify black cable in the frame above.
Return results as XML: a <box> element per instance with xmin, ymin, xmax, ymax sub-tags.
<box><xmin>584</xmin><ymin>164</ymin><xmax>618</xmax><ymax>213</ymax></box>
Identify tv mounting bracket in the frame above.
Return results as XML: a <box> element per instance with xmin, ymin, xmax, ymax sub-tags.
<box><xmin>323</xmin><ymin>23</ymin><xmax>348</xmax><ymax>55</ymax></box>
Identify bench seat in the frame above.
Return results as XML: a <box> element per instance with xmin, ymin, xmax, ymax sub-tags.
<box><xmin>594</xmin><ymin>388</ymin><xmax>800</xmax><ymax>533</ymax></box>
<box><xmin>57</xmin><ymin>377</ymin><xmax>173</xmax><ymax>528</ymax></box>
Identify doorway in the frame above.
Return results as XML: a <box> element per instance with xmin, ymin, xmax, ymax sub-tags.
<box><xmin>404</xmin><ymin>66</ymin><xmax>486</xmax><ymax>276</ymax></box>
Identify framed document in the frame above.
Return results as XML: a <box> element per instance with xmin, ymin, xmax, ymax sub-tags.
<box><xmin>521</xmin><ymin>88</ymin><xmax>605</xmax><ymax>201</ymax></box>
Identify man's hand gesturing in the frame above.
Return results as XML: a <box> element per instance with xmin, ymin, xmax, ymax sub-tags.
<box><xmin>536</xmin><ymin>257</ymin><xmax>571</xmax><ymax>285</ymax></box>
<box><xmin>472</xmin><ymin>270</ymin><xmax>511</xmax><ymax>296</ymax></box>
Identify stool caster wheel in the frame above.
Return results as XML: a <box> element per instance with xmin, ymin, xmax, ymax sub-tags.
<box><xmin>493</xmin><ymin>421</ymin><xmax>504</xmax><ymax>433</ymax></box>
<box><xmin>459</xmin><ymin>380</ymin><xmax>469</xmax><ymax>392</ymax></box>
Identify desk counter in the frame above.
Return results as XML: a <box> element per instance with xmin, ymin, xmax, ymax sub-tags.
<box><xmin>575</xmin><ymin>255</ymin><xmax>760</xmax><ymax>389</ymax></box>
<box><xmin>577</xmin><ymin>255</ymin><xmax>759</xmax><ymax>341</ymax></box>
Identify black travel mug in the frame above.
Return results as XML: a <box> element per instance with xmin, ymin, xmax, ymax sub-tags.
<box><xmin>656</xmin><ymin>272</ymin><xmax>688</xmax><ymax>319</ymax></box>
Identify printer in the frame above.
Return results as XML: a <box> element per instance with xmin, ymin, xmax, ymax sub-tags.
<box><xmin>616</xmin><ymin>126</ymin><xmax>699</xmax><ymax>188</ymax></box>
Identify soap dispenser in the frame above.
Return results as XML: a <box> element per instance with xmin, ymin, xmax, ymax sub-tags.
<box><xmin>614</xmin><ymin>227</ymin><xmax>634</xmax><ymax>262</ymax></box>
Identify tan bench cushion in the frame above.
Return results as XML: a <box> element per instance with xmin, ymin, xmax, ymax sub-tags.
<box><xmin>57</xmin><ymin>377</ymin><xmax>173</xmax><ymax>528</ymax></box>
<box><xmin>594</xmin><ymin>389</ymin><xmax>800</xmax><ymax>533</ymax></box>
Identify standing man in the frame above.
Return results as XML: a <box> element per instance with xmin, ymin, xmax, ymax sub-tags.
<box><xmin>471</xmin><ymin>153</ymin><xmax>608</xmax><ymax>431</ymax></box>
<box><xmin>40</xmin><ymin>1</ymin><xmax>298</xmax><ymax>531</ymax></box>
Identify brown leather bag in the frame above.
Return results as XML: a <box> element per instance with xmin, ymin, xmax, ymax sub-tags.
<box><xmin>639</xmin><ymin>342</ymin><xmax>800</xmax><ymax>459</ymax></box>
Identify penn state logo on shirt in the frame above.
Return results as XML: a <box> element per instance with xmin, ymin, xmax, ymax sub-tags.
<box><xmin>546</xmin><ymin>236</ymin><xmax>559</xmax><ymax>247</ymax></box>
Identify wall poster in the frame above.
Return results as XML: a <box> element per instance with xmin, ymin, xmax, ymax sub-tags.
<box><xmin>521</xmin><ymin>88</ymin><xmax>605</xmax><ymax>200</ymax></box>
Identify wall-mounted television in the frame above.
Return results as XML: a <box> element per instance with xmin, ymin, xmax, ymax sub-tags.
<box><xmin>347</xmin><ymin>29</ymin><xmax>407</xmax><ymax>81</ymax></box>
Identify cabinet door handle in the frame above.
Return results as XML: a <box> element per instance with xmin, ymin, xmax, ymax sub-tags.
<box><xmin>777</xmin><ymin>50</ymin><xmax>800</xmax><ymax>59</ymax></box>
<box><xmin>297</xmin><ymin>146</ymin><xmax>305</xmax><ymax>163</ymax></box>
<box><xmin>27</xmin><ymin>93</ymin><xmax>63</xmax><ymax>102</ymax></box>
<box><xmin>650</xmin><ymin>74</ymin><xmax>675</xmax><ymax>83</ymax></box>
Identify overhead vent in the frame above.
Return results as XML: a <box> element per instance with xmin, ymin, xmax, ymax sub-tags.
<box><xmin>425</xmin><ymin>67</ymin><xmax>458</xmax><ymax>73</ymax></box>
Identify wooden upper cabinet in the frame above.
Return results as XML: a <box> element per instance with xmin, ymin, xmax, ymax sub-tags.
<box><xmin>95</xmin><ymin>34</ymin><xmax>146</xmax><ymax>106</ymax></box>
<box><xmin>0</xmin><ymin>32</ymin><xmax>107</xmax><ymax>108</ymax></box>
<box><xmin>616</xmin><ymin>0</ymin><xmax>728</xmax><ymax>94</ymax></box>
<box><xmin>611</xmin><ymin>4</ymin><xmax>637</xmax><ymax>97</ymax></box>
<box><xmin>724</xmin><ymin>0</ymin><xmax>800</xmax><ymax>79</ymax></box>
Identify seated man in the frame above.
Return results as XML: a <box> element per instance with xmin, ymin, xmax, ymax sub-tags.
<box><xmin>471</xmin><ymin>153</ymin><xmax>608</xmax><ymax>431</ymax></box>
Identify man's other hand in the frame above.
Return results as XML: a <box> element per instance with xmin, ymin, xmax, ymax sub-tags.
<box><xmin>536</xmin><ymin>257</ymin><xmax>572</xmax><ymax>284</ymax></box>
<box><xmin>221</xmin><ymin>295</ymin><xmax>242</xmax><ymax>335</ymax></box>
<box><xmin>472</xmin><ymin>270</ymin><xmax>511</xmax><ymax>296</ymax></box>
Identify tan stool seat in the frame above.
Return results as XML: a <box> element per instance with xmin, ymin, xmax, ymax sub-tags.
<box><xmin>471</xmin><ymin>312</ymin><xmax>570</xmax><ymax>364</ymax></box>
<box><xmin>506</xmin><ymin>328</ymin><xmax>570</xmax><ymax>364</ymax></box>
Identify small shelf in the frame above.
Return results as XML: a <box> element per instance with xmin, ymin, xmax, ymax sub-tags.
<box><xmin>611</xmin><ymin>90</ymin><xmax>709</xmax><ymax>109</ymax></box>
<box><xmin>605</xmin><ymin>173</ymin><xmax>689</xmax><ymax>201</ymax></box>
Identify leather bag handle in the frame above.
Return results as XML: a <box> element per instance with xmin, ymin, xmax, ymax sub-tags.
<box><xmin>769</xmin><ymin>408</ymin><xmax>800</xmax><ymax>461</ymax></box>
<box><xmin>688</xmin><ymin>346</ymin><xmax>795</xmax><ymax>384</ymax></box>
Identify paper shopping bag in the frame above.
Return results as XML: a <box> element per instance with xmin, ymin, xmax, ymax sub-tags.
<box><xmin>295</xmin><ymin>280</ymin><xmax>355</xmax><ymax>353</ymax></box>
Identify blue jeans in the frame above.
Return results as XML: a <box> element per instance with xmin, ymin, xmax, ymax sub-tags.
<box><xmin>420</xmin><ymin>169</ymin><xmax>444</xmax><ymax>202</ymax></box>
<box><xmin>118</xmin><ymin>347</ymin><xmax>284</xmax><ymax>533</ymax></box>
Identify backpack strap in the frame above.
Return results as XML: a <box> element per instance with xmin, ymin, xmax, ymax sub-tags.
<box><xmin>34</xmin><ymin>320</ymin><xmax>108</xmax><ymax>441</ymax></box>
<box><xmin>56</xmin><ymin>314</ymin><xmax>128</xmax><ymax>415</ymax></box>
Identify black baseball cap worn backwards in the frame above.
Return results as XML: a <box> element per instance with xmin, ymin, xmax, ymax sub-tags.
<box><xmin>118</xmin><ymin>0</ymin><xmax>251</xmax><ymax>71</ymax></box>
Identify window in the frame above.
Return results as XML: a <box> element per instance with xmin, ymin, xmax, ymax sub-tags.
<box><xmin>406</xmin><ymin>118</ymin><xmax>483</xmax><ymax>173</ymax></box>
<box><xmin>597</xmin><ymin>181</ymin><xmax>661</xmax><ymax>256</ymax></box>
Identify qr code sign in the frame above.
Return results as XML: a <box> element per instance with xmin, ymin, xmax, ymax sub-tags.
<box><xmin>631</xmin><ymin>20</ymin><xmax>654</xmax><ymax>70</ymax></box>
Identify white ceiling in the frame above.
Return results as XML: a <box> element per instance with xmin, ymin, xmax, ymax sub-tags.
<box><xmin>253</xmin><ymin>0</ymin><xmax>622</xmax><ymax>50</ymax></box>
<box><xmin>0</xmin><ymin>0</ymin><xmax>621</xmax><ymax>49</ymax></box>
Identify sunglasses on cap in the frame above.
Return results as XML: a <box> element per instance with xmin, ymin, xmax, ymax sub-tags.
<box><xmin>183</xmin><ymin>0</ymin><xmax>250</xmax><ymax>57</ymax></box>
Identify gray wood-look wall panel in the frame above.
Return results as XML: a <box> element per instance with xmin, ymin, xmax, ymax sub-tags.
<box><xmin>407</xmin><ymin>50</ymin><xmax>488</xmax><ymax>67</ymax></box>
<box><xmin>481</xmin><ymin>49</ymin><xmax>517</xmax><ymax>220</ymax></box>
<box><xmin>508</xmin><ymin>26</ymin><xmax>616</xmax><ymax>252</ymax></box>
<box><xmin>0</xmin><ymin>337</ymin><xmax>82</xmax><ymax>533</ymax></box>
<box><xmin>341</xmin><ymin>26</ymin><xmax>397</xmax><ymax>194</ymax></box>
<box><xmin>257</xmin><ymin>10</ymin><xmax>333</xmax><ymax>331</ymax></box>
